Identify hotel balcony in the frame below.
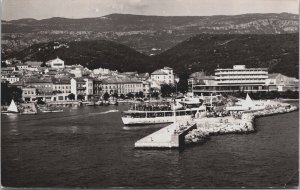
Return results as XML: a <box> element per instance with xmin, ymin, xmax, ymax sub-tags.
<box><xmin>217</xmin><ymin>80</ymin><xmax>266</xmax><ymax>84</ymax></box>
<box><xmin>215</xmin><ymin>71</ymin><xmax>268</xmax><ymax>75</ymax></box>
<box><xmin>215</xmin><ymin>75</ymin><xmax>268</xmax><ymax>80</ymax></box>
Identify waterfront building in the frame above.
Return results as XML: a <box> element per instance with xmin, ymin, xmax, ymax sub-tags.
<box><xmin>266</xmin><ymin>73</ymin><xmax>299</xmax><ymax>92</ymax></box>
<box><xmin>84</xmin><ymin>77</ymin><xmax>94</xmax><ymax>98</ymax></box>
<box><xmin>151</xmin><ymin>67</ymin><xmax>174</xmax><ymax>85</ymax></box>
<box><xmin>101</xmin><ymin>76</ymin><xmax>143</xmax><ymax>95</ymax></box>
<box><xmin>53</xmin><ymin>78</ymin><xmax>71</xmax><ymax>94</ymax></box>
<box><xmin>192</xmin><ymin>65</ymin><xmax>269</xmax><ymax>95</ymax></box>
<box><xmin>93</xmin><ymin>79</ymin><xmax>102</xmax><ymax>96</ymax></box>
<box><xmin>22</xmin><ymin>87</ymin><xmax>37</xmax><ymax>102</ymax></box>
<box><xmin>71</xmin><ymin>78</ymin><xmax>88</xmax><ymax>100</ymax></box>
<box><xmin>25</xmin><ymin>77</ymin><xmax>54</xmax><ymax>94</ymax></box>
<box><xmin>45</xmin><ymin>57</ymin><xmax>65</xmax><ymax>69</ymax></box>
<box><xmin>142</xmin><ymin>81</ymin><xmax>151</xmax><ymax>95</ymax></box>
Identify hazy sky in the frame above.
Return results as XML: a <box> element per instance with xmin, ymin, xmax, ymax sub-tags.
<box><xmin>2</xmin><ymin>0</ymin><xmax>299</xmax><ymax>20</ymax></box>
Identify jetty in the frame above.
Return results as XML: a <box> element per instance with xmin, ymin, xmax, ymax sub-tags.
<box><xmin>135</xmin><ymin>119</ymin><xmax>197</xmax><ymax>149</ymax></box>
<box><xmin>134</xmin><ymin>98</ymin><xmax>297</xmax><ymax>149</ymax></box>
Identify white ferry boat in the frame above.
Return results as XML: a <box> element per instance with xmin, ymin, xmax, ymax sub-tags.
<box><xmin>121</xmin><ymin>97</ymin><xmax>206</xmax><ymax>125</ymax></box>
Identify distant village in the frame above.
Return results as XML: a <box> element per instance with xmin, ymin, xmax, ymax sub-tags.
<box><xmin>1</xmin><ymin>57</ymin><xmax>299</xmax><ymax>104</ymax></box>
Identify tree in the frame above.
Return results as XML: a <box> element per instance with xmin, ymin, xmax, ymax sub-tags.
<box><xmin>126</xmin><ymin>92</ymin><xmax>134</xmax><ymax>99</ymax></box>
<box><xmin>103</xmin><ymin>92</ymin><xmax>110</xmax><ymax>101</ymax></box>
<box><xmin>37</xmin><ymin>97</ymin><xmax>46</xmax><ymax>105</ymax></box>
<box><xmin>77</xmin><ymin>94</ymin><xmax>85</xmax><ymax>101</ymax></box>
<box><xmin>151</xmin><ymin>92</ymin><xmax>159</xmax><ymax>99</ymax></box>
<box><xmin>68</xmin><ymin>93</ymin><xmax>75</xmax><ymax>100</ymax></box>
<box><xmin>161</xmin><ymin>84</ymin><xmax>175</xmax><ymax>97</ymax></box>
<box><xmin>1</xmin><ymin>82</ymin><xmax>22</xmax><ymax>105</ymax></box>
<box><xmin>112</xmin><ymin>92</ymin><xmax>119</xmax><ymax>99</ymax></box>
<box><xmin>138</xmin><ymin>91</ymin><xmax>144</xmax><ymax>98</ymax></box>
<box><xmin>120</xmin><ymin>94</ymin><xmax>125</xmax><ymax>99</ymax></box>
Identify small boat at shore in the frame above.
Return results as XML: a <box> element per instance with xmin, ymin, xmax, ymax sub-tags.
<box><xmin>2</xmin><ymin>100</ymin><xmax>19</xmax><ymax>115</ymax></box>
<box><xmin>95</xmin><ymin>100</ymin><xmax>103</xmax><ymax>106</ymax></box>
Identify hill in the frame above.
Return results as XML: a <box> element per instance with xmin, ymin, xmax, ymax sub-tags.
<box><xmin>4</xmin><ymin>40</ymin><xmax>155</xmax><ymax>72</ymax></box>
<box><xmin>153</xmin><ymin>33</ymin><xmax>299</xmax><ymax>78</ymax></box>
<box><xmin>2</xmin><ymin>13</ymin><xmax>298</xmax><ymax>54</ymax></box>
<box><xmin>4</xmin><ymin>33</ymin><xmax>298</xmax><ymax>78</ymax></box>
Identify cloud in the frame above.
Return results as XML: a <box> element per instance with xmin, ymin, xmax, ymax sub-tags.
<box><xmin>128</xmin><ymin>0</ymin><xmax>149</xmax><ymax>8</ymax></box>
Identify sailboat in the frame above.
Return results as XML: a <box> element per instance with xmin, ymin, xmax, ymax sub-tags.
<box><xmin>2</xmin><ymin>99</ymin><xmax>19</xmax><ymax>114</ymax></box>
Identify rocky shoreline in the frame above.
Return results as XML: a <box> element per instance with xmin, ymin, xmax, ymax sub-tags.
<box><xmin>185</xmin><ymin>101</ymin><xmax>298</xmax><ymax>144</ymax></box>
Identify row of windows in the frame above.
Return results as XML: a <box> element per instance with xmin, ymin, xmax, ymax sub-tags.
<box><xmin>102</xmin><ymin>84</ymin><xmax>142</xmax><ymax>89</ymax></box>
<box><xmin>34</xmin><ymin>84</ymin><xmax>52</xmax><ymax>88</ymax></box>
<box><xmin>23</xmin><ymin>91</ymin><xmax>35</xmax><ymax>95</ymax></box>
<box><xmin>54</xmin><ymin>86</ymin><xmax>70</xmax><ymax>89</ymax></box>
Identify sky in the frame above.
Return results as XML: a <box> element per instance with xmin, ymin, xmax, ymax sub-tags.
<box><xmin>1</xmin><ymin>0</ymin><xmax>299</xmax><ymax>20</ymax></box>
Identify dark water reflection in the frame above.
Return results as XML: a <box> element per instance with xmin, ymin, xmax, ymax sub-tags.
<box><xmin>1</xmin><ymin>103</ymin><xmax>299</xmax><ymax>188</ymax></box>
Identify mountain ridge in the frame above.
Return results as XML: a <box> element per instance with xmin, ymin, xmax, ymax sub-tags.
<box><xmin>2</xmin><ymin>13</ymin><xmax>298</xmax><ymax>55</ymax></box>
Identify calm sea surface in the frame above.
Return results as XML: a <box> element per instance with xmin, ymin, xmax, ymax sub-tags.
<box><xmin>1</xmin><ymin>102</ymin><xmax>299</xmax><ymax>188</ymax></box>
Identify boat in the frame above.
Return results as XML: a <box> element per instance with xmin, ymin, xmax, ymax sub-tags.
<box><xmin>95</xmin><ymin>100</ymin><xmax>103</xmax><ymax>106</ymax></box>
<box><xmin>2</xmin><ymin>99</ymin><xmax>19</xmax><ymax>115</ymax></box>
<box><xmin>121</xmin><ymin>97</ymin><xmax>206</xmax><ymax>125</ymax></box>
<box><xmin>87</xmin><ymin>101</ymin><xmax>96</xmax><ymax>106</ymax></box>
<box><xmin>41</xmin><ymin>109</ymin><xmax>63</xmax><ymax>113</ymax></box>
<box><xmin>109</xmin><ymin>97</ymin><xmax>118</xmax><ymax>105</ymax></box>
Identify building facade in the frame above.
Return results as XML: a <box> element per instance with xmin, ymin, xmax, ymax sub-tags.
<box><xmin>53</xmin><ymin>78</ymin><xmax>71</xmax><ymax>94</ymax></box>
<box><xmin>151</xmin><ymin>67</ymin><xmax>174</xmax><ymax>85</ymax></box>
<box><xmin>46</xmin><ymin>57</ymin><xmax>65</xmax><ymax>69</ymax></box>
<box><xmin>101</xmin><ymin>76</ymin><xmax>143</xmax><ymax>95</ymax></box>
<box><xmin>192</xmin><ymin>65</ymin><xmax>270</xmax><ymax>95</ymax></box>
<box><xmin>22</xmin><ymin>87</ymin><xmax>37</xmax><ymax>102</ymax></box>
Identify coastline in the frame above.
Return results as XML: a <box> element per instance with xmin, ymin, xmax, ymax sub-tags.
<box><xmin>185</xmin><ymin>101</ymin><xmax>298</xmax><ymax>144</ymax></box>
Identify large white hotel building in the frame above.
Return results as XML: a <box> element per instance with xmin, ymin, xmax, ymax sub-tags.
<box><xmin>192</xmin><ymin>65</ymin><xmax>270</xmax><ymax>94</ymax></box>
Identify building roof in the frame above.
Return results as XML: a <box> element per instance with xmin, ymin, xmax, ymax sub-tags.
<box><xmin>102</xmin><ymin>76</ymin><xmax>142</xmax><ymax>84</ymax></box>
<box><xmin>26</xmin><ymin>77</ymin><xmax>53</xmax><ymax>83</ymax></box>
<box><xmin>46</xmin><ymin>57</ymin><xmax>64</xmax><ymax>64</ymax></box>
<box><xmin>25</xmin><ymin>61</ymin><xmax>43</xmax><ymax>67</ymax></box>
<box><xmin>268</xmin><ymin>73</ymin><xmax>280</xmax><ymax>79</ymax></box>
<box><xmin>9</xmin><ymin>80</ymin><xmax>25</xmax><ymax>87</ymax></box>
<box><xmin>2</xmin><ymin>67</ymin><xmax>15</xmax><ymax>71</ymax></box>
<box><xmin>53</xmin><ymin>78</ymin><xmax>71</xmax><ymax>84</ymax></box>
<box><xmin>151</xmin><ymin>70</ymin><xmax>168</xmax><ymax>75</ymax></box>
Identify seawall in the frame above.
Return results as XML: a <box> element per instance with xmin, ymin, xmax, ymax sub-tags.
<box><xmin>185</xmin><ymin>101</ymin><xmax>298</xmax><ymax>144</ymax></box>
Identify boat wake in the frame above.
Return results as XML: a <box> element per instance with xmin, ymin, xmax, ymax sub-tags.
<box><xmin>89</xmin><ymin>110</ymin><xmax>119</xmax><ymax>115</ymax></box>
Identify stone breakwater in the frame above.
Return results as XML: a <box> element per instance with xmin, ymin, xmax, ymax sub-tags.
<box><xmin>185</xmin><ymin>102</ymin><xmax>298</xmax><ymax>144</ymax></box>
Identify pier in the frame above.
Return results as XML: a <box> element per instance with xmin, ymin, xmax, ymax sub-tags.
<box><xmin>135</xmin><ymin>120</ymin><xmax>197</xmax><ymax>149</ymax></box>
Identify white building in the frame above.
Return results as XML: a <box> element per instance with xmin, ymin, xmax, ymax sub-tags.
<box><xmin>93</xmin><ymin>68</ymin><xmax>111</xmax><ymax>75</ymax></box>
<box><xmin>1</xmin><ymin>74</ymin><xmax>20</xmax><ymax>84</ymax></box>
<box><xmin>215</xmin><ymin>65</ymin><xmax>268</xmax><ymax>86</ymax></box>
<box><xmin>70</xmin><ymin>78</ymin><xmax>93</xmax><ymax>100</ymax></box>
<box><xmin>84</xmin><ymin>78</ymin><xmax>94</xmax><ymax>97</ymax></box>
<box><xmin>101</xmin><ymin>76</ymin><xmax>143</xmax><ymax>95</ymax></box>
<box><xmin>151</xmin><ymin>67</ymin><xmax>174</xmax><ymax>85</ymax></box>
<box><xmin>16</xmin><ymin>64</ymin><xmax>28</xmax><ymax>70</ymax></box>
<box><xmin>46</xmin><ymin>57</ymin><xmax>65</xmax><ymax>69</ymax></box>
<box><xmin>266</xmin><ymin>73</ymin><xmax>299</xmax><ymax>92</ymax></box>
<box><xmin>69</xmin><ymin>67</ymin><xmax>83</xmax><ymax>78</ymax></box>
<box><xmin>193</xmin><ymin>65</ymin><xmax>270</xmax><ymax>94</ymax></box>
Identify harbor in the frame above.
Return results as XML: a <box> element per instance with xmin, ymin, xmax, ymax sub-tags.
<box><xmin>134</xmin><ymin>98</ymin><xmax>298</xmax><ymax>149</ymax></box>
<box><xmin>2</xmin><ymin>102</ymin><xmax>298</xmax><ymax>188</ymax></box>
